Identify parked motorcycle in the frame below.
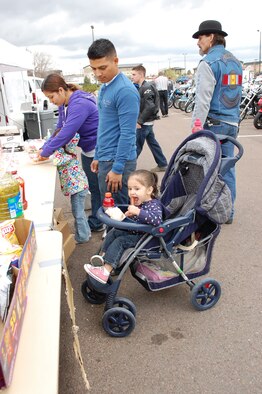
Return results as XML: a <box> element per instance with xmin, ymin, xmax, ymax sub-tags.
<box><xmin>168</xmin><ymin>88</ymin><xmax>184</xmax><ymax>108</ymax></box>
<box><xmin>253</xmin><ymin>96</ymin><xmax>262</xmax><ymax>129</ymax></box>
<box><xmin>239</xmin><ymin>86</ymin><xmax>262</xmax><ymax>122</ymax></box>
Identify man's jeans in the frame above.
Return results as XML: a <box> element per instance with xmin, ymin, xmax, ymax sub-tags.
<box><xmin>136</xmin><ymin>125</ymin><xmax>167</xmax><ymax>167</ymax></box>
<box><xmin>81</xmin><ymin>153</ymin><xmax>103</xmax><ymax>230</ymax></box>
<box><xmin>204</xmin><ymin>121</ymin><xmax>238</xmax><ymax>218</ymax></box>
<box><xmin>158</xmin><ymin>90</ymin><xmax>168</xmax><ymax>116</ymax></box>
<box><xmin>102</xmin><ymin>229</ymin><xmax>141</xmax><ymax>269</ymax></box>
<box><xmin>98</xmin><ymin>160</ymin><xmax>137</xmax><ymax>205</ymax></box>
<box><xmin>71</xmin><ymin>189</ymin><xmax>91</xmax><ymax>243</ymax></box>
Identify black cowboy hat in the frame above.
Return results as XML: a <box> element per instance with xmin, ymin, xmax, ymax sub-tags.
<box><xmin>192</xmin><ymin>20</ymin><xmax>228</xmax><ymax>38</ymax></box>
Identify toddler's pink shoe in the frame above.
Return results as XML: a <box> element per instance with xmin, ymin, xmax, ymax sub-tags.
<box><xmin>84</xmin><ymin>264</ymin><xmax>109</xmax><ymax>284</ymax></box>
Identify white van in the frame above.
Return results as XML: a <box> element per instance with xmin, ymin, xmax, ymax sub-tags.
<box><xmin>28</xmin><ymin>76</ymin><xmax>58</xmax><ymax>113</ymax></box>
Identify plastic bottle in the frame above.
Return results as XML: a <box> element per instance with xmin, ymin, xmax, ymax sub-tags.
<box><xmin>11</xmin><ymin>171</ymin><xmax>28</xmax><ymax>210</ymax></box>
<box><xmin>192</xmin><ymin>118</ymin><xmax>203</xmax><ymax>133</ymax></box>
<box><xmin>102</xmin><ymin>192</ymin><xmax>115</xmax><ymax>208</ymax></box>
<box><xmin>0</xmin><ymin>170</ymin><xmax>24</xmax><ymax>221</ymax></box>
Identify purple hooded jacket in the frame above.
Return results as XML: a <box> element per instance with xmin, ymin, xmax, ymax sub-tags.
<box><xmin>41</xmin><ymin>90</ymin><xmax>98</xmax><ymax>157</ymax></box>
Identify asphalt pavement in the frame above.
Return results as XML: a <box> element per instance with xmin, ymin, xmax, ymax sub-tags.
<box><xmin>57</xmin><ymin>108</ymin><xmax>262</xmax><ymax>394</ymax></box>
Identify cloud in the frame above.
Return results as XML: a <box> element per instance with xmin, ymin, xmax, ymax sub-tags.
<box><xmin>0</xmin><ymin>0</ymin><xmax>261</xmax><ymax>74</ymax></box>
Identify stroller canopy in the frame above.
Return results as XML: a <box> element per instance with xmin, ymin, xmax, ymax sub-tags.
<box><xmin>160</xmin><ymin>130</ymin><xmax>232</xmax><ymax>224</ymax></box>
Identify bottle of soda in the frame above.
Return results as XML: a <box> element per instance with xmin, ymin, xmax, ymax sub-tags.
<box><xmin>192</xmin><ymin>118</ymin><xmax>203</xmax><ymax>133</ymax></box>
<box><xmin>103</xmin><ymin>192</ymin><xmax>115</xmax><ymax>209</ymax></box>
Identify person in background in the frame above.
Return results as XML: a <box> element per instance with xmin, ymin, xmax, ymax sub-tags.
<box><xmin>154</xmin><ymin>71</ymin><xmax>169</xmax><ymax>117</ymax></box>
<box><xmin>53</xmin><ymin>133</ymin><xmax>91</xmax><ymax>244</ymax></box>
<box><xmin>87</xmin><ymin>38</ymin><xmax>140</xmax><ymax>205</ymax></box>
<box><xmin>192</xmin><ymin>20</ymin><xmax>242</xmax><ymax>224</ymax></box>
<box><xmin>38</xmin><ymin>74</ymin><xmax>104</xmax><ymax>232</ymax></box>
<box><xmin>131</xmin><ymin>65</ymin><xmax>168</xmax><ymax>173</ymax></box>
<box><xmin>84</xmin><ymin>170</ymin><xmax>164</xmax><ymax>284</ymax></box>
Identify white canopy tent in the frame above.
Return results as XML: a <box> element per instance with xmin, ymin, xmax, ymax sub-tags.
<box><xmin>0</xmin><ymin>39</ymin><xmax>43</xmax><ymax>137</ymax></box>
<box><xmin>0</xmin><ymin>38</ymin><xmax>34</xmax><ymax>72</ymax></box>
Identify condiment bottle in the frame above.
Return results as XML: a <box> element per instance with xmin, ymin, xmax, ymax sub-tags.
<box><xmin>103</xmin><ymin>192</ymin><xmax>115</xmax><ymax>208</ymax></box>
<box><xmin>0</xmin><ymin>171</ymin><xmax>23</xmax><ymax>221</ymax></box>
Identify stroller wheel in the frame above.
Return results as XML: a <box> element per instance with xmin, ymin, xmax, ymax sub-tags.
<box><xmin>81</xmin><ymin>279</ymin><xmax>107</xmax><ymax>305</ymax></box>
<box><xmin>102</xmin><ymin>307</ymin><xmax>136</xmax><ymax>337</ymax></box>
<box><xmin>190</xmin><ymin>278</ymin><xmax>221</xmax><ymax>311</ymax></box>
<box><xmin>111</xmin><ymin>297</ymin><xmax>137</xmax><ymax>317</ymax></box>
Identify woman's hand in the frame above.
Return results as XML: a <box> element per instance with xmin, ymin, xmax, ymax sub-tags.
<box><xmin>35</xmin><ymin>150</ymin><xmax>49</xmax><ymax>162</ymax></box>
<box><xmin>91</xmin><ymin>160</ymin><xmax>99</xmax><ymax>173</ymax></box>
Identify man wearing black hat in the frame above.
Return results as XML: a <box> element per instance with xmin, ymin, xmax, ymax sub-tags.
<box><xmin>192</xmin><ymin>20</ymin><xmax>242</xmax><ymax>224</ymax></box>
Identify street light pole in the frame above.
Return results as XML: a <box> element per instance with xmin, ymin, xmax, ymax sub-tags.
<box><xmin>91</xmin><ymin>25</ymin><xmax>95</xmax><ymax>43</ymax></box>
<box><xmin>257</xmin><ymin>30</ymin><xmax>261</xmax><ymax>75</ymax></box>
<box><xmin>182</xmin><ymin>53</ymin><xmax>187</xmax><ymax>74</ymax></box>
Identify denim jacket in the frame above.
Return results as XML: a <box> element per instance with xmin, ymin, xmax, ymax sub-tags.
<box><xmin>204</xmin><ymin>45</ymin><xmax>242</xmax><ymax>123</ymax></box>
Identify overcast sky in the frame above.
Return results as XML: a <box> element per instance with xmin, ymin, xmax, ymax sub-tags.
<box><xmin>1</xmin><ymin>0</ymin><xmax>261</xmax><ymax>75</ymax></box>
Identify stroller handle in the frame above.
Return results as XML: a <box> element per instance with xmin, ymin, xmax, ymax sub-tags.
<box><xmin>217</xmin><ymin>134</ymin><xmax>244</xmax><ymax>176</ymax></box>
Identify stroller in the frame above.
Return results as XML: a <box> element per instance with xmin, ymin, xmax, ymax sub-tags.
<box><xmin>81</xmin><ymin>130</ymin><xmax>243</xmax><ymax>337</ymax></box>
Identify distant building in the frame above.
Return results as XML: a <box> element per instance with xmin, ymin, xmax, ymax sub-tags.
<box><xmin>63</xmin><ymin>74</ymin><xmax>85</xmax><ymax>85</ymax></box>
<box><xmin>242</xmin><ymin>61</ymin><xmax>262</xmax><ymax>81</ymax></box>
<box><xmin>83</xmin><ymin>63</ymin><xmax>142</xmax><ymax>83</ymax></box>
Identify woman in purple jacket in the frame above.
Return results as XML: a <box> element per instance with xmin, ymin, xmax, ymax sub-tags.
<box><xmin>38</xmin><ymin>73</ymin><xmax>104</xmax><ymax>233</ymax></box>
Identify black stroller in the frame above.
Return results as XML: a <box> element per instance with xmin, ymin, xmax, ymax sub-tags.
<box><xmin>81</xmin><ymin>130</ymin><xmax>243</xmax><ymax>337</ymax></box>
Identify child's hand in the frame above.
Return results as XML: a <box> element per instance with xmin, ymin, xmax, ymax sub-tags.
<box><xmin>125</xmin><ymin>205</ymin><xmax>140</xmax><ymax>217</ymax></box>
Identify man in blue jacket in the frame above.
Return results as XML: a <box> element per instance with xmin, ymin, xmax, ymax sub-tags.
<box><xmin>192</xmin><ymin>20</ymin><xmax>242</xmax><ymax>224</ymax></box>
<box><xmin>87</xmin><ymin>39</ymin><xmax>140</xmax><ymax>205</ymax></box>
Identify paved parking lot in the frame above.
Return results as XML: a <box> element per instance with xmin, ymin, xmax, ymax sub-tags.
<box><xmin>58</xmin><ymin>109</ymin><xmax>262</xmax><ymax>394</ymax></box>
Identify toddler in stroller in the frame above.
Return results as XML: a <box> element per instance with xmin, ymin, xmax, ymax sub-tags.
<box><xmin>84</xmin><ymin>169</ymin><xmax>166</xmax><ymax>283</ymax></box>
<box><xmin>81</xmin><ymin>130</ymin><xmax>243</xmax><ymax>337</ymax></box>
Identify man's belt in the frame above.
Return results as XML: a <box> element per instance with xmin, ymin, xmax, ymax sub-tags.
<box><xmin>207</xmin><ymin>117</ymin><xmax>220</xmax><ymax>125</ymax></box>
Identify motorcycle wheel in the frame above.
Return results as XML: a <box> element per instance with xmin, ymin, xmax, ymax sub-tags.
<box><xmin>168</xmin><ymin>98</ymin><xmax>174</xmax><ymax>108</ymax></box>
<box><xmin>253</xmin><ymin>112</ymin><xmax>262</xmax><ymax>129</ymax></box>
<box><xmin>185</xmin><ymin>100</ymin><xmax>195</xmax><ymax>113</ymax></box>
<box><xmin>179</xmin><ymin>100</ymin><xmax>187</xmax><ymax>111</ymax></box>
<box><xmin>174</xmin><ymin>98</ymin><xmax>181</xmax><ymax>109</ymax></box>
<box><xmin>239</xmin><ymin>103</ymin><xmax>248</xmax><ymax>122</ymax></box>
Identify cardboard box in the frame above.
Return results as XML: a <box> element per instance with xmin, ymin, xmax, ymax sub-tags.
<box><xmin>63</xmin><ymin>234</ymin><xmax>76</xmax><ymax>263</ymax></box>
<box><xmin>0</xmin><ymin>219</ymin><xmax>37</xmax><ymax>389</ymax></box>
<box><xmin>54</xmin><ymin>220</ymin><xmax>71</xmax><ymax>243</ymax></box>
<box><xmin>53</xmin><ymin>207</ymin><xmax>65</xmax><ymax>225</ymax></box>
<box><xmin>53</xmin><ymin>209</ymin><xmax>75</xmax><ymax>263</ymax></box>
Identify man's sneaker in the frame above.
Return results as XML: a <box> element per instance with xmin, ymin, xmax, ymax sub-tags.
<box><xmin>225</xmin><ymin>218</ymin><xmax>233</xmax><ymax>224</ymax></box>
<box><xmin>150</xmin><ymin>166</ymin><xmax>167</xmax><ymax>172</ymax></box>
<box><xmin>102</xmin><ymin>228</ymin><xmax>107</xmax><ymax>240</ymax></box>
<box><xmin>91</xmin><ymin>224</ymin><xmax>106</xmax><ymax>232</ymax></box>
<box><xmin>90</xmin><ymin>255</ymin><xmax>104</xmax><ymax>266</ymax></box>
<box><xmin>84</xmin><ymin>264</ymin><xmax>110</xmax><ymax>284</ymax></box>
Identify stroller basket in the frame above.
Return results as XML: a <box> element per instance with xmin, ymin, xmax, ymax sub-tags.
<box><xmin>132</xmin><ymin>221</ymin><xmax>219</xmax><ymax>291</ymax></box>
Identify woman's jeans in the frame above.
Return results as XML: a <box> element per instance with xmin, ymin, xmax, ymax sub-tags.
<box><xmin>71</xmin><ymin>189</ymin><xmax>91</xmax><ymax>243</ymax></box>
<box><xmin>102</xmin><ymin>229</ymin><xmax>141</xmax><ymax>269</ymax></box>
<box><xmin>98</xmin><ymin>160</ymin><xmax>137</xmax><ymax>205</ymax></box>
<box><xmin>81</xmin><ymin>153</ymin><xmax>103</xmax><ymax>230</ymax></box>
<box><xmin>204</xmin><ymin>121</ymin><xmax>238</xmax><ymax>218</ymax></box>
